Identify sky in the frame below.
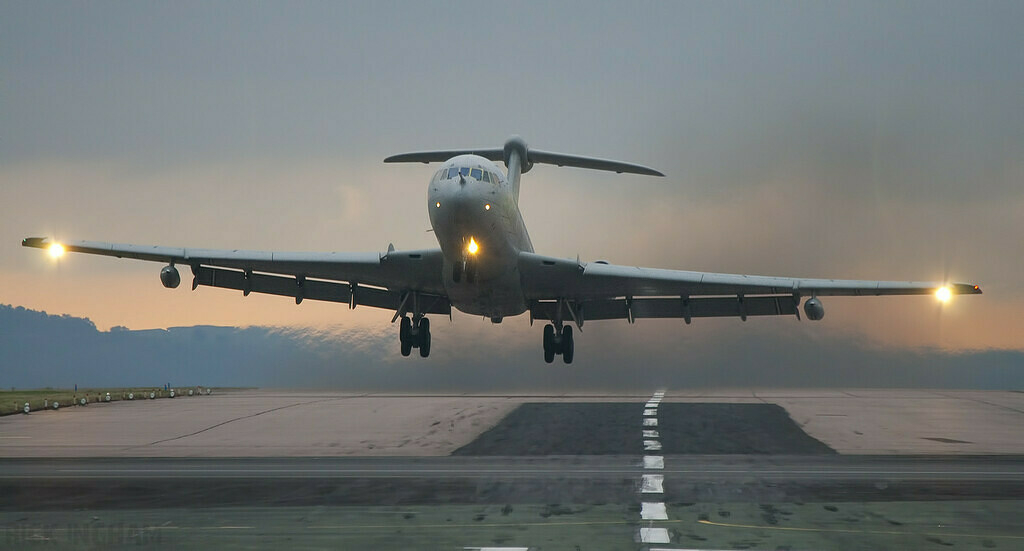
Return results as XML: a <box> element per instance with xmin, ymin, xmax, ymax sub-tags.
<box><xmin>1</xmin><ymin>2</ymin><xmax>1022</xmax><ymax>387</ymax></box>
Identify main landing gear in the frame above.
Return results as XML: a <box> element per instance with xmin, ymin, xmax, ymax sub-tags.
<box><xmin>399</xmin><ymin>316</ymin><xmax>431</xmax><ymax>358</ymax></box>
<box><xmin>542</xmin><ymin>323</ymin><xmax>574</xmax><ymax>364</ymax></box>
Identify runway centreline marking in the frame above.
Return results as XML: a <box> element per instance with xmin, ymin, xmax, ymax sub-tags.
<box><xmin>643</xmin><ymin>455</ymin><xmax>664</xmax><ymax>469</ymax></box>
<box><xmin>638</xmin><ymin>390</ymin><xmax>671</xmax><ymax>544</ymax></box>
<box><xmin>639</xmin><ymin>526</ymin><xmax>671</xmax><ymax>543</ymax></box>
<box><xmin>641</xmin><ymin>502</ymin><xmax>668</xmax><ymax>520</ymax></box>
<box><xmin>697</xmin><ymin>519</ymin><xmax>1024</xmax><ymax>540</ymax></box>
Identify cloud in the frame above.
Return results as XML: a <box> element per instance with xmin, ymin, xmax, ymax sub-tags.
<box><xmin>1</xmin><ymin>2</ymin><xmax>1021</xmax><ymax>362</ymax></box>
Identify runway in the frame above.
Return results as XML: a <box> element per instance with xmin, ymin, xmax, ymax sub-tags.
<box><xmin>4</xmin><ymin>455</ymin><xmax>1024</xmax><ymax>482</ymax></box>
<box><xmin>2</xmin><ymin>390</ymin><xmax>1023</xmax><ymax>549</ymax></box>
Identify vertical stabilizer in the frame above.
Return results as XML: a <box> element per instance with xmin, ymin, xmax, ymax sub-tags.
<box><xmin>502</xmin><ymin>136</ymin><xmax>531</xmax><ymax>203</ymax></box>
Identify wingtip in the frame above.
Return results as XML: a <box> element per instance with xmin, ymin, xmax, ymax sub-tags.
<box><xmin>22</xmin><ymin>236</ymin><xmax>49</xmax><ymax>248</ymax></box>
<box><xmin>951</xmin><ymin>282</ymin><xmax>983</xmax><ymax>295</ymax></box>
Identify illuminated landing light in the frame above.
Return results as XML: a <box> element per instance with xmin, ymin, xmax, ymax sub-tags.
<box><xmin>484</xmin><ymin>203</ymin><xmax>491</xmax><ymax>210</ymax></box>
<box><xmin>467</xmin><ymin>237</ymin><xmax>479</xmax><ymax>255</ymax></box>
<box><xmin>48</xmin><ymin>243</ymin><xmax>65</xmax><ymax>258</ymax></box>
<box><xmin>435</xmin><ymin>202</ymin><xmax>441</xmax><ymax>208</ymax></box>
<box><xmin>936</xmin><ymin>286</ymin><xmax>952</xmax><ymax>302</ymax></box>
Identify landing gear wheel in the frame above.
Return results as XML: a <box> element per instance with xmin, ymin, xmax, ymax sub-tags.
<box><xmin>399</xmin><ymin>317</ymin><xmax>412</xmax><ymax>356</ymax></box>
<box><xmin>561</xmin><ymin>325</ymin><xmax>574</xmax><ymax>364</ymax></box>
<box><xmin>418</xmin><ymin>318</ymin><xmax>431</xmax><ymax>358</ymax></box>
<box><xmin>542</xmin><ymin>324</ymin><xmax>555</xmax><ymax>363</ymax></box>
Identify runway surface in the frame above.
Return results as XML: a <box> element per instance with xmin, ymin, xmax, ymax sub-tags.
<box><xmin>2</xmin><ymin>390</ymin><xmax>1023</xmax><ymax>549</ymax></box>
<box><xmin>4</xmin><ymin>389</ymin><xmax>1023</xmax><ymax>456</ymax></box>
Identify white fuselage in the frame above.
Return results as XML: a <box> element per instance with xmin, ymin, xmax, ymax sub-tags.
<box><xmin>427</xmin><ymin>155</ymin><xmax>532</xmax><ymax>318</ymax></box>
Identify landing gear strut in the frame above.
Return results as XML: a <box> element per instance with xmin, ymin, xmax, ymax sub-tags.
<box><xmin>542</xmin><ymin>323</ymin><xmax>574</xmax><ymax>364</ymax></box>
<box><xmin>399</xmin><ymin>316</ymin><xmax>431</xmax><ymax>357</ymax></box>
<box><xmin>452</xmin><ymin>260</ymin><xmax>477</xmax><ymax>283</ymax></box>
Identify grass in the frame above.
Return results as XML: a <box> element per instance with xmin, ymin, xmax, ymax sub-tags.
<box><xmin>0</xmin><ymin>386</ymin><xmax>214</xmax><ymax>415</ymax></box>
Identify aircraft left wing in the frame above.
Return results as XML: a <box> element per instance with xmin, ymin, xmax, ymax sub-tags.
<box><xmin>518</xmin><ymin>252</ymin><xmax>981</xmax><ymax>324</ymax></box>
<box><xmin>21</xmin><ymin>237</ymin><xmax>451</xmax><ymax>316</ymax></box>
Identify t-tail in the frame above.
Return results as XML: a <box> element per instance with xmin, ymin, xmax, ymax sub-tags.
<box><xmin>384</xmin><ymin>135</ymin><xmax>664</xmax><ymax>203</ymax></box>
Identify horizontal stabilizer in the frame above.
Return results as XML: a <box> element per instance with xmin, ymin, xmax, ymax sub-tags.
<box><xmin>384</xmin><ymin>136</ymin><xmax>664</xmax><ymax>176</ymax></box>
<box><xmin>528</xmin><ymin>150</ymin><xmax>663</xmax><ymax>176</ymax></box>
<box><xmin>384</xmin><ymin>149</ymin><xmax>504</xmax><ymax>164</ymax></box>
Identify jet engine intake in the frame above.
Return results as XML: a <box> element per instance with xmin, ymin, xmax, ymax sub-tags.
<box><xmin>804</xmin><ymin>297</ymin><xmax>824</xmax><ymax>321</ymax></box>
<box><xmin>160</xmin><ymin>265</ymin><xmax>181</xmax><ymax>289</ymax></box>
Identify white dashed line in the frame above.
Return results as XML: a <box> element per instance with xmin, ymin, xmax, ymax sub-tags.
<box><xmin>637</xmin><ymin>391</ymin><xmax>671</xmax><ymax>545</ymax></box>
<box><xmin>639</xmin><ymin>527</ymin><xmax>671</xmax><ymax>543</ymax></box>
<box><xmin>643</xmin><ymin>455</ymin><xmax>664</xmax><ymax>469</ymax></box>
<box><xmin>641</xmin><ymin>502</ymin><xmax>668</xmax><ymax>520</ymax></box>
<box><xmin>640</xmin><ymin>474</ymin><xmax>664</xmax><ymax>493</ymax></box>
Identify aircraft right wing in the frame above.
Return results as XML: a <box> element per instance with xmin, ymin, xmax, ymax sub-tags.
<box><xmin>518</xmin><ymin>252</ymin><xmax>981</xmax><ymax>324</ymax></box>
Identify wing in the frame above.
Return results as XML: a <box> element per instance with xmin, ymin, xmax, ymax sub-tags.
<box><xmin>518</xmin><ymin>252</ymin><xmax>982</xmax><ymax>323</ymax></box>
<box><xmin>22</xmin><ymin>237</ymin><xmax>450</xmax><ymax>316</ymax></box>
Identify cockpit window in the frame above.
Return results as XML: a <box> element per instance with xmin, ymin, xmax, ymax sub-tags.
<box><xmin>446</xmin><ymin>166</ymin><xmax>498</xmax><ymax>182</ymax></box>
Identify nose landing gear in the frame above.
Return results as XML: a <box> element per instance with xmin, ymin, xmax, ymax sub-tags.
<box><xmin>399</xmin><ymin>316</ymin><xmax>431</xmax><ymax>357</ymax></box>
<box><xmin>452</xmin><ymin>260</ymin><xmax>477</xmax><ymax>283</ymax></box>
<box><xmin>542</xmin><ymin>324</ymin><xmax>574</xmax><ymax>364</ymax></box>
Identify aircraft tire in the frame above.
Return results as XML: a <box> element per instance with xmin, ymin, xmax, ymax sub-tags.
<box><xmin>561</xmin><ymin>326</ymin><xmax>574</xmax><ymax>364</ymax></box>
<box><xmin>418</xmin><ymin>318</ymin><xmax>431</xmax><ymax>357</ymax></box>
<box><xmin>543</xmin><ymin>324</ymin><xmax>555</xmax><ymax>363</ymax></box>
<box><xmin>400</xmin><ymin>317</ymin><xmax>412</xmax><ymax>356</ymax></box>
<box><xmin>400</xmin><ymin>317</ymin><xmax>411</xmax><ymax>343</ymax></box>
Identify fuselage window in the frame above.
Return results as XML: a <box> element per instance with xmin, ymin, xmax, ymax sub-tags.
<box><xmin>459</xmin><ymin>167</ymin><xmax>471</xmax><ymax>177</ymax></box>
<box><xmin>491</xmin><ymin>172</ymin><xmax>500</xmax><ymax>184</ymax></box>
<box><xmin>447</xmin><ymin>167</ymin><xmax>459</xmax><ymax>179</ymax></box>
<box><xmin>470</xmin><ymin>168</ymin><xmax>482</xmax><ymax>180</ymax></box>
<box><xmin>482</xmin><ymin>171</ymin><xmax>490</xmax><ymax>183</ymax></box>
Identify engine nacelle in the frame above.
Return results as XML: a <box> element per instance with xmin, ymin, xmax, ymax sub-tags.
<box><xmin>804</xmin><ymin>297</ymin><xmax>825</xmax><ymax>321</ymax></box>
<box><xmin>160</xmin><ymin>265</ymin><xmax>181</xmax><ymax>289</ymax></box>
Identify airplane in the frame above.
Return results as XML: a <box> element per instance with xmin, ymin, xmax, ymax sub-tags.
<box><xmin>23</xmin><ymin>136</ymin><xmax>981</xmax><ymax>363</ymax></box>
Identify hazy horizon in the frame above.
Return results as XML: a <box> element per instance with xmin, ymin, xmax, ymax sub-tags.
<box><xmin>2</xmin><ymin>2</ymin><xmax>1021</xmax><ymax>386</ymax></box>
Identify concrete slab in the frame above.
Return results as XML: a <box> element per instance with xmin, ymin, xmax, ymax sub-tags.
<box><xmin>0</xmin><ymin>391</ymin><xmax>519</xmax><ymax>457</ymax></box>
<box><xmin>774</xmin><ymin>390</ymin><xmax>1024</xmax><ymax>454</ymax></box>
<box><xmin>2</xmin><ymin>389</ymin><xmax>1022</xmax><ymax>457</ymax></box>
